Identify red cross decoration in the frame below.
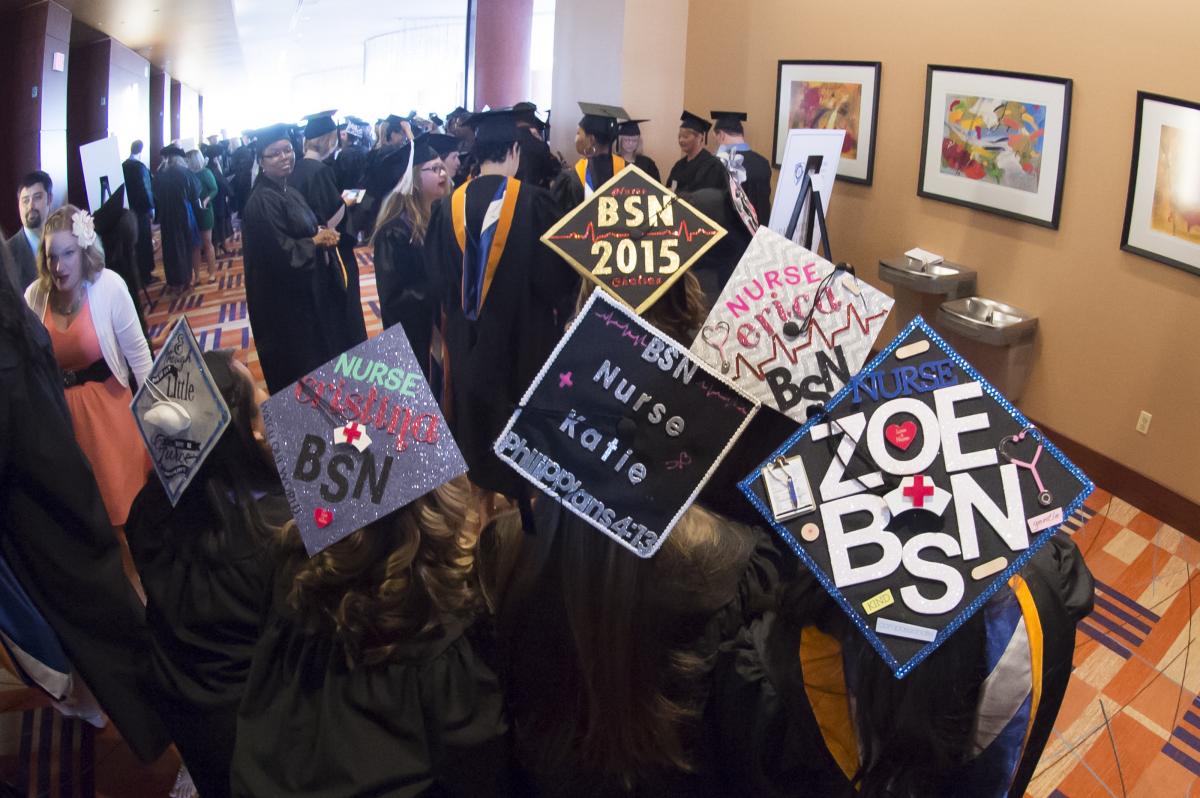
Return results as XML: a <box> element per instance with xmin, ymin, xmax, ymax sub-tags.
<box><xmin>902</xmin><ymin>474</ymin><xmax>936</xmax><ymax>508</ymax></box>
<box><xmin>343</xmin><ymin>423</ymin><xmax>362</xmax><ymax>444</ymax></box>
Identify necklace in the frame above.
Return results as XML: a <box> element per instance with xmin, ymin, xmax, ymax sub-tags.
<box><xmin>52</xmin><ymin>290</ymin><xmax>83</xmax><ymax>316</ymax></box>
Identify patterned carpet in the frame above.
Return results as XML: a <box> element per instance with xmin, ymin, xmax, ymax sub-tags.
<box><xmin>1</xmin><ymin>234</ymin><xmax>1197</xmax><ymax>796</ymax></box>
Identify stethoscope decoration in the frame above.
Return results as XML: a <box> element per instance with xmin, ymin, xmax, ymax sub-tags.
<box><xmin>999</xmin><ymin>425</ymin><xmax>1053</xmax><ymax>507</ymax></box>
<box><xmin>700</xmin><ymin>321</ymin><xmax>732</xmax><ymax>374</ymax></box>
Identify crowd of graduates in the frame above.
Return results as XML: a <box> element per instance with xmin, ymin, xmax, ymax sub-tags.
<box><xmin>0</xmin><ymin>99</ymin><xmax>1095</xmax><ymax>798</ymax></box>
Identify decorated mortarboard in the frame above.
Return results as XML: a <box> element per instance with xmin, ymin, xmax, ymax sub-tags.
<box><xmin>690</xmin><ymin>227</ymin><xmax>893</xmax><ymax>422</ymax></box>
<box><xmin>494</xmin><ymin>290</ymin><xmax>758</xmax><ymax>557</ymax></box>
<box><xmin>131</xmin><ymin>318</ymin><xmax>231</xmax><ymax>506</ymax></box>
<box><xmin>261</xmin><ymin>324</ymin><xmax>467</xmax><ymax>555</ymax></box>
<box><xmin>541</xmin><ymin>164</ymin><xmax>726</xmax><ymax>314</ymax></box>
<box><xmin>302</xmin><ymin>110</ymin><xmax>343</xmax><ymax>139</ymax></box>
<box><xmin>680</xmin><ymin>110</ymin><xmax>712</xmax><ymax>135</ymax></box>
<box><xmin>618</xmin><ymin>118</ymin><xmax>649</xmax><ymax>136</ymax></box>
<box><xmin>711</xmin><ymin>110</ymin><xmax>748</xmax><ymax>133</ymax></box>
<box><xmin>739</xmin><ymin>316</ymin><xmax>1092</xmax><ymax>676</ymax></box>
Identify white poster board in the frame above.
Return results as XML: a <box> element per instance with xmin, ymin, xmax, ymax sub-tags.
<box><xmin>768</xmin><ymin>129</ymin><xmax>845</xmax><ymax>251</ymax></box>
<box><xmin>79</xmin><ymin>136</ymin><xmax>126</xmax><ymax>213</ymax></box>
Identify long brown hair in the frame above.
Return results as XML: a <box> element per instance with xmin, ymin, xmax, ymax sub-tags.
<box><xmin>491</xmin><ymin>500</ymin><xmax>757</xmax><ymax>784</ymax></box>
<box><xmin>278</xmin><ymin>476</ymin><xmax>485</xmax><ymax>667</ymax></box>
<box><xmin>371</xmin><ymin>179</ymin><xmax>435</xmax><ymax>247</ymax></box>
<box><xmin>35</xmin><ymin>205</ymin><xmax>106</xmax><ymax>295</ymax></box>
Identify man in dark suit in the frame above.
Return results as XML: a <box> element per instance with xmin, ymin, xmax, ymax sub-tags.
<box><xmin>122</xmin><ymin>141</ymin><xmax>157</xmax><ymax>284</ymax></box>
<box><xmin>5</xmin><ymin>170</ymin><xmax>52</xmax><ymax>292</ymax></box>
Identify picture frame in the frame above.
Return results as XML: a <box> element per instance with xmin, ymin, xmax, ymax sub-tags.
<box><xmin>773</xmin><ymin>60</ymin><xmax>881</xmax><ymax>184</ymax></box>
<box><xmin>918</xmin><ymin>65</ymin><xmax>1072</xmax><ymax>229</ymax></box>
<box><xmin>1121</xmin><ymin>91</ymin><xmax>1200</xmax><ymax>277</ymax></box>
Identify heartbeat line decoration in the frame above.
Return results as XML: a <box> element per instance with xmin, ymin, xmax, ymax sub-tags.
<box><xmin>542</xmin><ymin>164</ymin><xmax>726</xmax><ymax>314</ymax></box>
<box><xmin>739</xmin><ymin>316</ymin><xmax>1092</xmax><ymax>677</ymax></box>
<box><xmin>690</xmin><ymin>227</ymin><xmax>893</xmax><ymax>423</ymax></box>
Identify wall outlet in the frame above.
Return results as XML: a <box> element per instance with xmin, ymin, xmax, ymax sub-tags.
<box><xmin>1136</xmin><ymin>411</ymin><xmax>1152</xmax><ymax>435</ymax></box>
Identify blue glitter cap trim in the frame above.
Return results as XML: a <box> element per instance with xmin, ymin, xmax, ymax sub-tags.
<box><xmin>737</xmin><ymin>315</ymin><xmax>1094</xmax><ymax>679</ymax></box>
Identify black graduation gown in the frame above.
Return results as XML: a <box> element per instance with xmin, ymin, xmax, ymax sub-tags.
<box><xmin>230</xmin><ymin>568</ymin><xmax>511</xmax><ymax>797</ymax></box>
<box><xmin>425</xmin><ymin>175</ymin><xmax>578</xmax><ymax>497</ymax></box>
<box><xmin>125</xmin><ymin>479</ymin><xmax>286</xmax><ymax>798</ymax></box>
<box><xmin>290</xmin><ymin>156</ymin><xmax>368</xmax><ymax>351</ymax></box>
<box><xmin>229</xmin><ymin>147</ymin><xmax>256</xmax><ymax>215</ymax></box>
<box><xmin>679</xmin><ymin>184</ymin><xmax>756</xmax><ymax>305</ymax></box>
<box><xmin>0</xmin><ymin>297</ymin><xmax>168</xmax><ymax>763</ymax></box>
<box><xmin>634</xmin><ymin>153</ymin><xmax>660</xmax><ymax>182</ymax></box>
<box><xmin>93</xmin><ymin>186</ymin><xmax>148</xmax><ymax>338</ymax></box>
<box><xmin>737</xmin><ymin>148</ymin><xmax>773</xmax><ymax>226</ymax></box>
<box><xmin>373</xmin><ymin>220</ymin><xmax>434</xmax><ymax>379</ymax></box>
<box><xmin>707</xmin><ymin>533</ymin><xmax>1094</xmax><ymax>798</ymax></box>
<box><xmin>154</xmin><ymin>163</ymin><xmax>198</xmax><ymax>287</ymax></box>
<box><xmin>666</xmin><ymin>148</ymin><xmax>727</xmax><ymax>195</ymax></box>
<box><xmin>242</xmin><ymin>173</ymin><xmax>346</xmax><ymax>395</ymax></box>
<box><xmin>122</xmin><ymin>157</ymin><xmax>156</xmax><ymax>282</ymax></box>
<box><xmin>208</xmin><ymin>159</ymin><xmax>234</xmax><ymax>247</ymax></box>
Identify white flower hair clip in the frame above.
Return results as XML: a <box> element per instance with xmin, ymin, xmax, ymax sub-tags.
<box><xmin>72</xmin><ymin>210</ymin><xmax>98</xmax><ymax>249</ymax></box>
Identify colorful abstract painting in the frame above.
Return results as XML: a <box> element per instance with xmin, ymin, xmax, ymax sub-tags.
<box><xmin>940</xmin><ymin>95</ymin><xmax>1046</xmax><ymax>193</ymax></box>
<box><xmin>1150</xmin><ymin>124</ymin><xmax>1200</xmax><ymax>244</ymax></box>
<box><xmin>789</xmin><ymin>81</ymin><xmax>862</xmax><ymax>158</ymax></box>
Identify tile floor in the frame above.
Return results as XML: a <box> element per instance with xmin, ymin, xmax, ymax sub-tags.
<box><xmin>2</xmin><ymin>236</ymin><xmax>1196</xmax><ymax>796</ymax></box>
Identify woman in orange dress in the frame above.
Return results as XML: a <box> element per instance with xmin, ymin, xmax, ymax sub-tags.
<box><xmin>24</xmin><ymin>205</ymin><xmax>153</xmax><ymax>526</ymax></box>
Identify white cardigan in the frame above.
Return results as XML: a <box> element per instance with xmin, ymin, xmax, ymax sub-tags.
<box><xmin>25</xmin><ymin>269</ymin><xmax>153</xmax><ymax>389</ymax></box>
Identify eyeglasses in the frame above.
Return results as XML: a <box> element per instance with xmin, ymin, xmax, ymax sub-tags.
<box><xmin>262</xmin><ymin>147</ymin><xmax>294</xmax><ymax>161</ymax></box>
<box><xmin>420</xmin><ymin>164</ymin><xmax>448</xmax><ymax>175</ymax></box>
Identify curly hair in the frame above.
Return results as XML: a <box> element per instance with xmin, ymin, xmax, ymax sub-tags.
<box><xmin>278</xmin><ymin>475</ymin><xmax>486</xmax><ymax>668</ymax></box>
<box><xmin>35</xmin><ymin>205</ymin><xmax>105</xmax><ymax>294</ymax></box>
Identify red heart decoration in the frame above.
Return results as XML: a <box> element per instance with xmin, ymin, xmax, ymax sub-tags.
<box><xmin>313</xmin><ymin>507</ymin><xmax>334</xmax><ymax>528</ymax></box>
<box><xmin>885</xmin><ymin>421</ymin><xmax>917</xmax><ymax>451</ymax></box>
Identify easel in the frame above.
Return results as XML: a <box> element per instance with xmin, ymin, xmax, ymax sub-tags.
<box><xmin>784</xmin><ymin>154</ymin><xmax>832</xmax><ymax>261</ymax></box>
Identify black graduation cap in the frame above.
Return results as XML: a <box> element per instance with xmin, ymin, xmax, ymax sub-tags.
<box><xmin>161</xmin><ymin>144</ymin><xmax>186</xmax><ymax>158</ymax></box>
<box><xmin>513</xmin><ymin>101</ymin><xmax>547</xmax><ymax>132</ymax></box>
<box><xmin>711</xmin><ymin>111</ymin><xmax>747</xmax><ymax>134</ymax></box>
<box><xmin>618</xmin><ymin>119</ymin><xmax>649</xmax><ymax>136</ymax></box>
<box><xmin>384</xmin><ymin>114</ymin><xmax>408</xmax><ymax>133</ymax></box>
<box><xmin>578</xmin><ymin>101</ymin><xmax>625</xmax><ymax>141</ymax></box>
<box><xmin>364</xmin><ymin>133</ymin><xmax>444</xmax><ymax>200</ymax></box>
<box><xmin>250</xmin><ymin>123</ymin><xmax>296</xmax><ymax>155</ymax></box>
<box><xmin>429</xmin><ymin>113</ymin><xmax>444</xmax><ymax>128</ymax></box>
<box><xmin>302</xmin><ymin>110</ymin><xmax>343</xmax><ymax>139</ymax></box>
<box><xmin>425</xmin><ymin>133</ymin><xmax>460</xmax><ymax>160</ymax></box>
<box><xmin>679</xmin><ymin>111</ymin><xmax>712</xmax><ymax>135</ymax></box>
<box><xmin>464</xmin><ymin>108</ymin><xmax>522</xmax><ymax>145</ymax></box>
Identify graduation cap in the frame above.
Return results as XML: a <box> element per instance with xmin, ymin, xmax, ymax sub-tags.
<box><xmin>711</xmin><ymin>110</ymin><xmax>748</xmax><ymax>134</ymax></box>
<box><xmin>302</xmin><ymin>110</ymin><xmax>343</xmax><ymax>139</ymax></box>
<box><xmin>739</xmin><ymin>316</ymin><xmax>1092</xmax><ymax>677</ymax></box>
<box><xmin>578</xmin><ymin>101</ymin><xmax>625</xmax><ymax>142</ymax></box>
<box><xmin>464</xmin><ymin>108</ymin><xmax>522</xmax><ymax>145</ymax></box>
<box><xmin>541</xmin><ymin>164</ymin><xmax>726</xmax><ymax>313</ymax></box>
<box><xmin>261</xmin><ymin>323</ymin><xmax>467</xmax><ymax>555</ymax></box>
<box><xmin>513</xmin><ymin>101</ymin><xmax>547</xmax><ymax>132</ymax></box>
<box><xmin>364</xmin><ymin>133</ymin><xmax>443</xmax><ymax>199</ymax></box>
<box><xmin>131</xmin><ymin>318</ymin><xmax>232</xmax><ymax>506</ymax></box>
<box><xmin>494</xmin><ymin>290</ymin><xmax>759</xmax><ymax>558</ymax></box>
<box><xmin>679</xmin><ymin>111</ymin><xmax>712</xmax><ymax>135</ymax></box>
<box><xmin>429</xmin><ymin>113</ymin><xmax>445</xmax><ymax>129</ymax></box>
<box><xmin>160</xmin><ymin>144</ymin><xmax>186</xmax><ymax>159</ymax></box>
<box><xmin>690</xmin><ymin>227</ymin><xmax>894</xmax><ymax>421</ymax></box>
<box><xmin>618</xmin><ymin>119</ymin><xmax>649</xmax><ymax>136</ymax></box>
<box><xmin>250</xmin><ymin>123</ymin><xmax>297</xmax><ymax>155</ymax></box>
<box><xmin>384</xmin><ymin>114</ymin><xmax>409</xmax><ymax>134</ymax></box>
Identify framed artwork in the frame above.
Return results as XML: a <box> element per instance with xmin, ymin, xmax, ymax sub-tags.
<box><xmin>1121</xmin><ymin>91</ymin><xmax>1200</xmax><ymax>276</ymax></box>
<box><xmin>918</xmin><ymin>65</ymin><xmax>1072</xmax><ymax>229</ymax></box>
<box><xmin>773</xmin><ymin>60</ymin><xmax>881</xmax><ymax>184</ymax></box>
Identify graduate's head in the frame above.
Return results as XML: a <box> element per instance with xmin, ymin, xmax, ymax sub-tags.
<box><xmin>711</xmin><ymin>111</ymin><xmax>747</xmax><ymax>146</ymax></box>
<box><xmin>371</xmin><ymin>134</ymin><xmax>450</xmax><ymax>247</ymax></box>
<box><xmin>466</xmin><ymin>109</ymin><xmax>523</xmax><ymax>176</ymax></box>
<box><xmin>37</xmin><ymin>205</ymin><xmax>104</xmax><ymax>296</ymax></box>
<box><xmin>491</xmin><ymin>497</ymin><xmax>757</xmax><ymax>780</ymax></box>
<box><xmin>616</xmin><ymin>119</ymin><xmax>648</xmax><ymax>159</ymax></box>
<box><xmin>280</xmin><ymin>475</ymin><xmax>485</xmax><ymax>667</ymax></box>
<box><xmin>185</xmin><ymin>149</ymin><xmax>205</xmax><ymax>172</ymax></box>
<box><xmin>254</xmin><ymin>124</ymin><xmax>297</xmax><ymax>180</ymax></box>
<box><xmin>576</xmin><ymin>102</ymin><xmax>620</xmax><ymax>157</ymax></box>
<box><xmin>678</xmin><ymin>111</ymin><xmax>711</xmax><ymax>156</ymax></box>
<box><xmin>384</xmin><ymin>114</ymin><xmax>410</xmax><ymax>146</ymax></box>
